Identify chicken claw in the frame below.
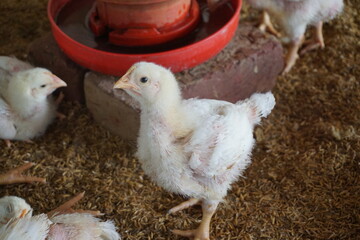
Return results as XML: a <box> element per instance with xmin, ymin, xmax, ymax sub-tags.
<box><xmin>47</xmin><ymin>192</ymin><xmax>102</xmax><ymax>217</ymax></box>
<box><xmin>300</xmin><ymin>21</ymin><xmax>325</xmax><ymax>55</ymax></box>
<box><xmin>171</xmin><ymin>201</ymin><xmax>218</xmax><ymax>240</ymax></box>
<box><xmin>4</xmin><ymin>140</ymin><xmax>12</xmax><ymax>148</ymax></box>
<box><xmin>258</xmin><ymin>11</ymin><xmax>281</xmax><ymax>37</ymax></box>
<box><xmin>0</xmin><ymin>162</ymin><xmax>46</xmax><ymax>185</ymax></box>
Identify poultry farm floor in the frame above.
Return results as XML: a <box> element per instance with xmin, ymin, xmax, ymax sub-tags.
<box><xmin>0</xmin><ymin>0</ymin><xmax>359</xmax><ymax>239</ymax></box>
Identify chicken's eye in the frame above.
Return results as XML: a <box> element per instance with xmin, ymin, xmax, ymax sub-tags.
<box><xmin>40</xmin><ymin>84</ymin><xmax>47</xmax><ymax>88</ymax></box>
<box><xmin>140</xmin><ymin>77</ymin><xmax>148</xmax><ymax>83</ymax></box>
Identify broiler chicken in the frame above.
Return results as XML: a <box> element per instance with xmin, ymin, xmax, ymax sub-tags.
<box><xmin>0</xmin><ymin>56</ymin><xmax>67</xmax><ymax>147</ymax></box>
<box><xmin>113</xmin><ymin>62</ymin><xmax>275</xmax><ymax>240</ymax></box>
<box><xmin>246</xmin><ymin>0</ymin><xmax>344</xmax><ymax>73</ymax></box>
<box><xmin>0</xmin><ymin>193</ymin><xmax>121</xmax><ymax>240</ymax></box>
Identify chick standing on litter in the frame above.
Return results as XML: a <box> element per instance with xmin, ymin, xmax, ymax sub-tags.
<box><xmin>113</xmin><ymin>62</ymin><xmax>275</xmax><ymax>240</ymax></box>
<box><xmin>0</xmin><ymin>56</ymin><xmax>67</xmax><ymax>147</ymax></box>
<box><xmin>246</xmin><ymin>0</ymin><xmax>344</xmax><ymax>73</ymax></box>
<box><xmin>0</xmin><ymin>193</ymin><xmax>121</xmax><ymax>240</ymax></box>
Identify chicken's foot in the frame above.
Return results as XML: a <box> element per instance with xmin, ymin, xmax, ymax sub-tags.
<box><xmin>47</xmin><ymin>192</ymin><xmax>102</xmax><ymax>217</ymax></box>
<box><xmin>168</xmin><ymin>198</ymin><xmax>201</xmax><ymax>214</ymax></box>
<box><xmin>258</xmin><ymin>11</ymin><xmax>281</xmax><ymax>37</ymax></box>
<box><xmin>172</xmin><ymin>200</ymin><xmax>218</xmax><ymax>240</ymax></box>
<box><xmin>0</xmin><ymin>162</ymin><xmax>46</xmax><ymax>185</ymax></box>
<box><xmin>300</xmin><ymin>21</ymin><xmax>325</xmax><ymax>55</ymax></box>
<box><xmin>283</xmin><ymin>35</ymin><xmax>305</xmax><ymax>74</ymax></box>
<box><xmin>4</xmin><ymin>140</ymin><xmax>12</xmax><ymax>148</ymax></box>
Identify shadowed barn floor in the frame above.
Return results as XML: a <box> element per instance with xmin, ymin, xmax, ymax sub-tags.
<box><xmin>0</xmin><ymin>0</ymin><xmax>359</xmax><ymax>239</ymax></box>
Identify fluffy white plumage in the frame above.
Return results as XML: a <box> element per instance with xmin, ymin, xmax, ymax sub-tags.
<box><xmin>0</xmin><ymin>214</ymin><xmax>50</xmax><ymax>240</ymax></box>
<box><xmin>48</xmin><ymin>214</ymin><xmax>119</xmax><ymax>240</ymax></box>
<box><xmin>0</xmin><ymin>196</ymin><xmax>32</xmax><ymax>226</ymax></box>
<box><xmin>114</xmin><ymin>62</ymin><xmax>275</xmax><ymax>239</ymax></box>
<box><xmin>0</xmin><ymin>196</ymin><xmax>121</xmax><ymax>240</ymax></box>
<box><xmin>0</xmin><ymin>56</ymin><xmax>67</xmax><ymax>143</ymax></box>
<box><xmin>246</xmin><ymin>0</ymin><xmax>344</xmax><ymax>72</ymax></box>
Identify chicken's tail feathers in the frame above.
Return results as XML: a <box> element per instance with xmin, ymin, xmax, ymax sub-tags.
<box><xmin>237</xmin><ymin>92</ymin><xmax>275</xmax><ymax>125</ymax></box>
<box><xmin>100</xmin><ymin>220</ymin><xmax>121</xmax><ymax>240</ymax></box>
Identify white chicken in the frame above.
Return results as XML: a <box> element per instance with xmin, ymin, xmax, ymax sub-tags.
<box><xmin>246</xmin><ymin>0</ymin><xmax>344</xmax><ymax>73</ymax></box>
<box><xmin>0</xmin><ymin>162</ymin><xmax>46</xmax><ymax>186</ymax></box>
<box><xmin>0</xmin><ymin>56</ymin><xmax>67</xmax><ymax>147</ymax></box>
<box><xmin>113</xmin><ymin>62</ymin><xmax>275</xmax><ymax>240</ymax></box>
<box><xmin>0</xmin><ymin>193</ymin><xmax>121</xmax><ymax>240</ymax></box>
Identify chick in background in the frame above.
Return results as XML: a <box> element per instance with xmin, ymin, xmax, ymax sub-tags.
<box><xmin>246</xmin><ymin>0</ymin><xmax>344</xmax><ymax>73</ymax></box>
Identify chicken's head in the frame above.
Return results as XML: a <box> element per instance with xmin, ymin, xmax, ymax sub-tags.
<box><xmin>113</xmin><ymin>62</ymin><xmax>181</xmax><ymax>106</ymax></box>
<box><xmin>0</xmin><ymin>196</ymin><xmax>32</xmax><ymax>226</ymax></box>
<box><xmin>13</xmin><ymin>68</ymin><xmax>67</xmax><ymax>100</ymax></box>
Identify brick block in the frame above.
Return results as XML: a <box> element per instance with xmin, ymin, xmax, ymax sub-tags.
<box><xmin>85</xmin><ymin>23</ymin><xmax>284</xmax><ymax>140</ymax></box>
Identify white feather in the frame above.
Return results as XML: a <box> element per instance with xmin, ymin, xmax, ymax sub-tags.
<box><xmin>48</xmin><ymin>213</ymin><xmax>121</xmax><ymax>240</ymax></box>
<box><xmin>0</xmin><ymin>214</ymin><xmax>50</xmax><ymax>240</ymax></box>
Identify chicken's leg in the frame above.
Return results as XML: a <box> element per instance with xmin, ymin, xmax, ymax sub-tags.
<box><xmin>47</xmin><ymin>192</ymin><xmax>102</xmax><ymax>217</ymax></box>
<box><xmin>172</xmin><ymin>200</ymin><xmax>218</xmax><ymax>240</ymax></box>
<box><xmin>168</xmin><ymin>198</ymin><xmax>201</xmax><ymax>214</ymax></box>
<box><xmin>4</xmin><ymin>140</ymin><xmax>11</xmax><ymax>148</ymax></box>
<box><xmin>0</xmin><ymin>162</ymin><xmax>46</xmax><ymax>185</ymax></box>
<box><xmin>300</xmin><ymin>21</ymin><xmax>325</xmax><ymax>55</ymax></box>
<box><xmin>283</xmin><ymin>35</ymin><xmax>305</xmax><ymax>74</ymax></box>
<box><xmin>258</xmin><ymin>11</ymin><xmax>281</xmax><ymax>37</ymax></box>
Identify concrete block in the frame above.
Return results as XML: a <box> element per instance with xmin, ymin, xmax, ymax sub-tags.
<box><xmin>85</xmin><ymin>23</ymin><xmax>284</xmax><ymax>140</ymax></box>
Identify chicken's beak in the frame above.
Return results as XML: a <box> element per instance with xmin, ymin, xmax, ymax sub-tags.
<box><xmin>19</xmin><ymin>209</ymin><xmax>28</xmax><ymax>218</ymax></box>
<box><xmin>113</xmin><ymin>65</ymin><xmax>140</xmax><ymax>92</ymax></box>
<box><xmin>47</xmin><ymin>73</ymin><xmax>67</xmax><ymax>88</ymax></box>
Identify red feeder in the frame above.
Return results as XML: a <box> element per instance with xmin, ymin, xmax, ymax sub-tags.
<box><xmin>89</xmin><ymin>0</ymin><xmax>200</xmax><ymax>46</ymax></box>
<box><xmin>48</xmin><ymin>0</ymin><xmax>242</xmax><ymax>76</ymax></box>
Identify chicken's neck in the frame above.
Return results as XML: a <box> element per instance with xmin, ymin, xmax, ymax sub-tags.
<box><xmin>144</xmin><ymin>98</ymin><xmax>192</xmax><ymax>139</ymax></box>
<box><xmin>5</xmin><ymin>92</ymin><xmax>46</xmax><ymax>119</ymax></box>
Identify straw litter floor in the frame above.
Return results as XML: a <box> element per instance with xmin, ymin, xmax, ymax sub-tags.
<box><xmin>0</xmin><ymin>0</ymin><xmax>359</xmax><ymax>239</ymax></box>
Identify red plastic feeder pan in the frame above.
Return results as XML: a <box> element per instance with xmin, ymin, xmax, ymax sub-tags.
<box><xmin>48</xmin><ymin>0</ymin><xmax>242</xmax><ymax>76</ymax></box>
<box><xmin>89</xmin><ymin>0</ymin><xmax>200</xmax><ymax>46</ymax></box>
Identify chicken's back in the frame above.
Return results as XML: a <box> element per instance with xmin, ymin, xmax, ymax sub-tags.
<box><xmin>48</xmin><ymin>213</ymin><xmax>120</xmax><ymax>240</ymax></box>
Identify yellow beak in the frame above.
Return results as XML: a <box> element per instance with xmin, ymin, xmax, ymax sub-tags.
<box><xmin>19</xmin><ymin>209</ymin><xmax>28</xmax><ymax>218</ymax></box>
<box><xmin>113</xmin><ymin>65</ymin><xmax>139</xmax><ymax>92</ymax></box>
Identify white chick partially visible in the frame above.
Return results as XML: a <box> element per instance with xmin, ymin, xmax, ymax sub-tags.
<box><xmin>0</xmin><ymin>196</ymin><xmax>32</xmax><ymax>226</ymax></box>
<box><xmin>0</xmin><ymin>56</ymin><xmax>67</xmax><ymax>147</ymax></box>
<box><xmin>246</xmin><ymin>0</ymin><xmax>344</xmax><ymax>73</ymax></box>
<box><xmin>0</xmin><ymin>214</ymin><xmax>51</xmax><ymax>240</ymax></box>
<box><xmin>113</xmin><ymin>62</ymin><xmax>275</xmax><ymax>240</ymax></box>
<box><xmin>0</xmin><ymin>193</ymin><xmax>121</xmax><ymax>240</ymax></box>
